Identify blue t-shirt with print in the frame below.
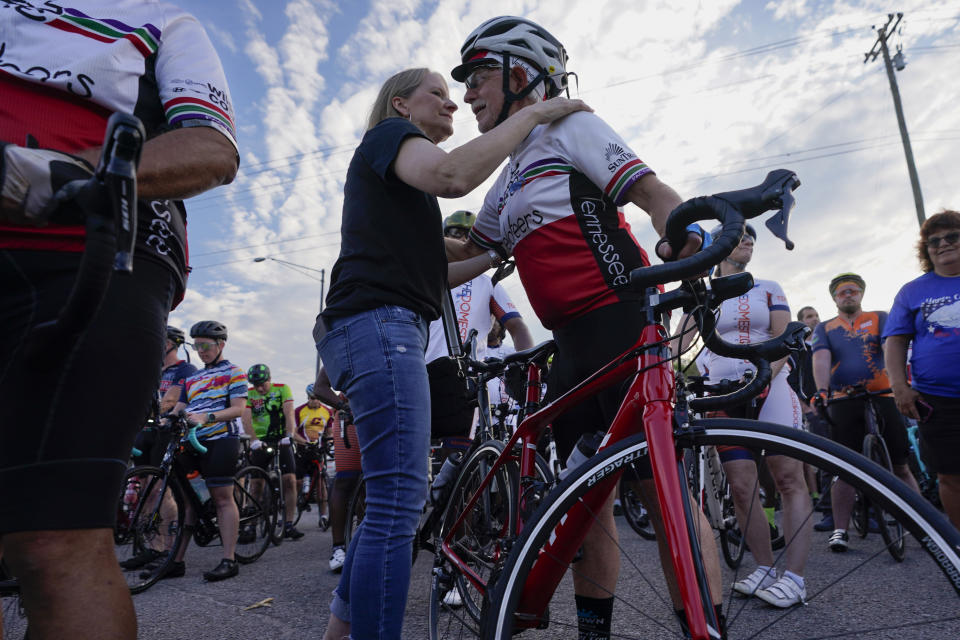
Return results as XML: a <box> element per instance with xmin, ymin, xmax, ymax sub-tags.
<box><xmin>883</xmin><ymin>271</ymin><xmax>960</xmax><ymax>397</ymax></box>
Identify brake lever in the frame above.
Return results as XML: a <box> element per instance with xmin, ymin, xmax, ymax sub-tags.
<box><xmin>762</xmin><ymin>175</ymin><xmax>799</xmax><ymax>251</ymax></box>
<box><xmin>713</xmin><ymin>169</ymin><xmax>800</xmax><ymax>250</ymax></box>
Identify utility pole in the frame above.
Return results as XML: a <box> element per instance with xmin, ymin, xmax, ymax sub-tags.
<box><xmin>865</xmin><ymin>12</ymin><xmax>925</xmax><ymax>226</ymax></box>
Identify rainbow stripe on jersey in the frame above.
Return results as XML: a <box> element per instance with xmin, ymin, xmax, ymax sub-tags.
<box><xmin>46</xmin><ymin>8</ymin><xmax>160</xmax><ymax>57</ymax></box>
<box><xmin>181</xmin><ymin>360</ymin><xmax>247</xmax><ymax>440</ymax></box>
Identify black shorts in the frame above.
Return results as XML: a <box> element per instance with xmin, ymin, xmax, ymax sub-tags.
<box><xmin>132</xmin><ymin>427</ymin><xmax>174</xmax><ymax>468</ymax></box>
<box><xmin>826</xmin><ymin>395</ymin><xmax>910</xmax><ymax>465</ymax></box>
<box><xmin>427</xmin><ymin>357</ymin><xmax>476</xmax><ymax>439</ymax></box>
<box><xmin>181</xmin><ymin>437</ymin><xmax>241</xmax><ymax>488</ymax></box>
<box><xmin>0</xmin><ymin>251</ymin><xmax>174</xmax><ymax>534</ymax></box>
<box><xmin>545</xmin><ymin>300</ymin><xmax>651</xmax><ymax>477</ymax></box>
<box><xmin>249</xmin><ymin>441</ymin><xmax>296</xmax><ymax>475</ymax></box>
<box><xmin>916</xmin><ymin>392</ymin><xmax>960</xmax><ymax>475</ymax></box>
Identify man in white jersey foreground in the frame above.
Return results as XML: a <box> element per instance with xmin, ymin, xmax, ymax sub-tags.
<box><xmin>445</xmin><ymin>16</ymin><xmax>722</xmax><ymax>637</ymax></box>
<box><xmin>0</xmin><ymin>3</ymin><xmax>237</xmax><ymax>637</ymax></box>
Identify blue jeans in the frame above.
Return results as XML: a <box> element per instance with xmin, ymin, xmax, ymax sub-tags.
<box><xmin>317</xmin><ymin>305</ymin><xmax>430</xmax><ymax>639</ymax></box>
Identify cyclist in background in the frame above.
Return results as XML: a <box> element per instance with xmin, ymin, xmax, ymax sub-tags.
<box><xmin>683</xmin><ymin>225</ymin><xmax>811</xmax><ymax>608</ymax></box>
<box><xmin>811</xmin><ymin>274</ymin><xmax>921</xmax><ymax>552</ymax></box>
<box><xmin>449</xmin><ymin>16</ymin><xmax>719</xmax><ymax>637</ymax></box>
<box><xmin>311</xmin><ymin>367</ymin><xmax>361</xmax><ymax>573</ymax></box>
<box><xmin>884</xmin><ymin>210</ymin><xmax>960</xmax><ymax>528</ymax></box>
<box><xmin>426</xmin><ymin>210</ymin><xmax>534</xmax><ymax>456</ymax></box>
<box><xmin>0</xmin><ymin>3</ymin><xmax>237</xmax><ymax>636</ymax></box>
<box><xmin>295</xmin><ymin>383</ymin><xmax>335</xmax><ymax>530</ymax></box>
<box><xmin>133</xmin><ymin>326</ymin><xmax>198</xmax><ymax>467</ymax></box>
<box><xmin>242</xmin><ymin>364</ymin><xmax>304</xmax><ymax>540</ymax></box>
<box><xmin>167</xmin><ymin>321</ymin><xmax>247</xmax><ymax>582</ymax></box>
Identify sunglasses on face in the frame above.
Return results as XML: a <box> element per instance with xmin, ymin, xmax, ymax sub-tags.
<box><xmin>193</xmin><ymin>342</ymin><xmax>218</xmax><ymax>351</ymax></box>
<box><xmin>834</xmin><ymin>288</ymin><xmax>862</xmax><ymax>298</ymax></box>
<box><xmin>446</xmin><ymin>227</ymin><xmax>469</xmax><ymax>239</ymax></box>
<box><xmin>464</xmin><ymin>66</ymin><xmax>502</xmax><ymax>90</ymax></box>
<box><xmin>926</xmin><ymin>231</ymin><xmax>960</xmax><ymax>249</ymax></box>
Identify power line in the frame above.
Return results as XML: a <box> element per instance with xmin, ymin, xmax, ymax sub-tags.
<box><xmin>191</xmin><ymin>240</ymin><xmax>342</xmax><ymax>269</ymax></box>
<box><xmin>190</xmin><ymin>230</ymin><xmax>339</xmax><ymax>257</ymax></box>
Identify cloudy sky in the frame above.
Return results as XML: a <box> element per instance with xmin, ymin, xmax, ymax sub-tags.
<box><xmin>172</xmin><ymin>0</ymin><xmax>960</xmax><ymax>397</ymax></box>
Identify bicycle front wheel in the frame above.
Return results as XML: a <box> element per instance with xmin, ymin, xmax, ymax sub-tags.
<box><xmin>430</xmin><ymin>440</ymin><xmax>518</xmax><ymax>640</ymax></box>
<box><xmin>114</xmin><ymin>465</ymin><xmax>186</xmax><ymax>594</ymax></box>
<box><xmin>481</xmin><ymin>420</ymin><xmax>960</xmax><ymax>639</ymax></box>
<box><xmin>234</xmin><ymin>465</ymin><xmax>274</xmax><ymax>564</ymax></box>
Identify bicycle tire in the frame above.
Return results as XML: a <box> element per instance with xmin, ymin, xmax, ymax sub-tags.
<box><xmin>481</xmin><ymin>419</ymin><xmax>960</xmax><ymax>639</ymax></box>
<box><xmin>313</xmin><ymin>467</ymin><xmax>329</xmax><ymax>528</ymax></box>
<box><xmin>114</xmin><ymin>465</ymin><xmax>186</xmax><ymax>594</ymax></box>
<box><xmin>619</xmin><ymin>467</ymin><xmax>657</xmax><ymax>541</ymax></box>
<box><xmin>269</xmin><ymin>473</ymin><xmax>286</xmax><ymax>546</ymax></box>
<box><xmin>865</xmin><ymin>434</ymin><xmax>906</xmax><ymax>561</ymax></box>
<box><xmin>234</xmin><ymin>465</ymin><xmax>274</xmax><ymax>564</ymax></box>
<box><xmin>430</xmin><ymin>441</ymin><xmax>517</xmax><ymax>640</ymax></box>
<box><xmin>343</xmin><ymin>475</ymin><xmax>366</xmax><ymax>547</ymax></box>
<box><xmin>716</xmin><ymin>484</ymin><xmax>746</xmax><ymax>570</ymax></box>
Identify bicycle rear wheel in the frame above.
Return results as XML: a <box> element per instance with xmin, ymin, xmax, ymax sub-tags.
<box><xmin>234</xmin><ymin>466</ymin><xmax>274</xmax><ymax>564</ymax></box>
<box><xmin>481</xmin><ymin>420</ymin><xmax>960</xmax><ymax>639</ymax></box>
<box><xmin>430</xmin><ymin>440</ymin><xmax>518</xmax><ymax>640</ymax></box>
<box><xmin>114</xmin><ymin>465</ymin><xmax>186</xmax><ymax>594</ymax></box>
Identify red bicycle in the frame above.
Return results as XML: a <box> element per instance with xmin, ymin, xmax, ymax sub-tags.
<box><xmin>430</xmin><ymin>170</ymin><xmax>960</xmax><ymax>640</ymax></box>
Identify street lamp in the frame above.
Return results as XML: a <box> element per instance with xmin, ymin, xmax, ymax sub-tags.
<box><xmin>253</xmin><ymin>256</ymin><xmax>326</xmax><ymax>376</ymax></box>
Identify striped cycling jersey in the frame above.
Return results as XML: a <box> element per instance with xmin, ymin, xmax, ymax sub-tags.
<box><xmin>469</xmin><ymin>111</ymin><xmax>653</xmax><ymax>330</ymax></box>
<box><xmin>180</xmin><ymin>360</ymin><xmax>246</xmax><ymax>440</ymax></box>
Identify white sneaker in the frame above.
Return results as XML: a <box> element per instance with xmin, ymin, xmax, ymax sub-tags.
<box><xmin>755</xmin><ymin>575</ymin><xmax>806</xmax><ymax>608</ymax></box>
<box><xmin>442</xmin><ymin>587</ymin><xmax>463</xmax><ymax>607</ymax></box>
<box><xmin>329</xmin><ymin>546</ymin><xmax>346</xmax><ymax>572</ymax></box>
<box><xmin>732</xmin><ymin>566</ymin><xmax>777</xmax><ymax>596</ymax></box>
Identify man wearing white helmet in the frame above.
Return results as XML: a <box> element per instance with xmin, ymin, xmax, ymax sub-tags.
<box><xmin>448</xmin><ymin>16</ymin><xmax>719</xmax><ymax>639</ymax></box>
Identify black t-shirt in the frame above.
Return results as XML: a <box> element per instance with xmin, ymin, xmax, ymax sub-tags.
<box><xmin>323</xmin><ymin>118</ymin><xmax>447</xmax><ymax>322</ymax></box>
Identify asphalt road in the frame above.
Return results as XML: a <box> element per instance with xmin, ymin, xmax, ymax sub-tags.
<box><xmin>3</xmin><ymin>509</ymin><xmax>959</xmax><ymax>639</ymax></box>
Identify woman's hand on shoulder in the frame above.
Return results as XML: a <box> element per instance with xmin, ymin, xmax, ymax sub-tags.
<box><xmin>527</xmin><ymin>97</ymin><xmax>593</xmax><ymax>125</ymax></box>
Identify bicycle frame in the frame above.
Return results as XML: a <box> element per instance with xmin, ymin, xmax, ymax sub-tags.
<box><xmin>440</xmin><ymin>322</ymin><xmax>718</xmax><ymax>639</ymax></box>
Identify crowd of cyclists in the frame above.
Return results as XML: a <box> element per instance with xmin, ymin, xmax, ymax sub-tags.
<box><xmin>2</xmin><ymin>3</ymin><xmax>958</xmax><ymax>640</ymax></box>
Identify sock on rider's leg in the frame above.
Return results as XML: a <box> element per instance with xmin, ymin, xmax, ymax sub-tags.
<box><xmin>575</xmin><ymin>594</ymin><xmax>613</xmax><ymax>640</ymax></box>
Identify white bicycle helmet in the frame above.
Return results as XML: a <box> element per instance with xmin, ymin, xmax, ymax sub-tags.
<box><xmin>452</xmin><ymin>16</ymin><xmax>570</xmax><ymax>107</ymax></box>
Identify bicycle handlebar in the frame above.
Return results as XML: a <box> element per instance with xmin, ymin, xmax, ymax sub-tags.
<box><xmin>159</xmin><ymin>410</ymin><xmax>209</xmax><ymax>455</ymax></box>
<box><xmin>629</xmin><ymin>169</ymin><xmax>799</xmax><ymax>289</ymax></box>
<box><xmin>471</xmin><ymin>339</ymin><xmax>556</xmax><ymax>379</ymax></box>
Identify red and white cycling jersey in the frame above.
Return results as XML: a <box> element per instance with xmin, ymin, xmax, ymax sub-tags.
<box><xmin>469</xmin><ymin>111</ymin><xmax>654</xmax><ymax>329</ymax></box>
<box><xmin>0</xmin><ymin>0</ymin><xmax>237</xmax><ymax>290</ymax></box>
<box><xmin>425</xmin><ymin>274</ymin><xmax>521</xmax><ymax>363</ymax></box>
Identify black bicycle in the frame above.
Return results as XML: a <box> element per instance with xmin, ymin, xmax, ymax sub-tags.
<box><xmin>818</xmin><ymin>384</ymin><xmax>906</xmax><ymax>561</ymax></box>
<box><xmin>115</xmin><ymin>412</ymin><xmax>274</xmax><ymax>592</ymax></box>
<box><xmin>293</xmin><ymin>437</ymin><xmax>334</xmax><ymax>528</ymax></box>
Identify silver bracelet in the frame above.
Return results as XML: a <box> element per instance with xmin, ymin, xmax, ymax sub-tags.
<box><xmin>487</xmin><ymin>249</ymin><xmax>500</xmax><ymax>268</ymax></box>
